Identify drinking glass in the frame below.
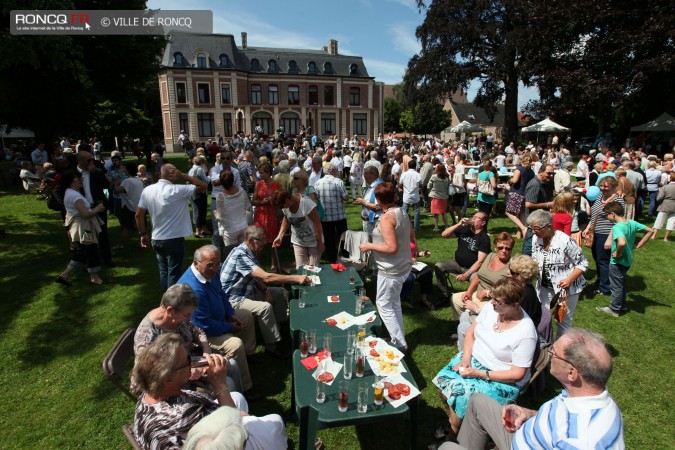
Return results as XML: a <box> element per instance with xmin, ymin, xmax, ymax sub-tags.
<box><xmin>358</xmin><ymin>288</ymin><xmax>367</xmax><ymax>307</ymax></box>
<box><xmin>349</xmin><ymin>267</ymin><xmax>356</xmax><ymax>285</ymax></box>
<box><xmin>338</xmin><ymin>381</ymin><xmax>349</xmax><ymax>412</ymax></box>
<box><xmin>373</xmin><ymin>377</ymin><xmax>384</xmax><ymax>405</ymax></box>
<box><xmin>308</xmin><ymin>329</ymin><xmax>317</xmax><ymax>354</ymax></box>
<box><xmin>343</xmin><ymin>353</ymin><xmax>353</xmax><ymax>380</ymax></box>
<box><xmin>316</xmin><ymin>378</ymin><xmax>326</xmax><ymax>404</ymax></box>
<box><xmin>298</xmin><ymin>288</ymin><xmax>305</xmax><ymax>309</ymax></box>
<box><xmin>300</xmin><ymin>331</ymin><xmax>309</xmax><ymax>358</ymax></box>
<box><xmin>358</xmin><ymin>381</ymin><xmax>369</xmax><ymax>413</ymax></box>
<box><xmin>354</xmin><ymin>293</ymin><xmax>362</xmax><ymax>315</ymax></box>
<box><xmin>356</xmin><ymin>324</ymin><xmax>366</xmax><ymax>347</ymax></box>
<box><xmin>355</xmin><ymin>347</ymin><xmax>365</xmax><ymax>378</ymax></box>
<box><xmin>323</xmin><ymin>332</ymin><xmax>332</xmax><ymax>357</ymax></box>
<box><xmin>346</xmin><ymin>330</ymin><xmax>356</xmax><ymax>355</ymax></box>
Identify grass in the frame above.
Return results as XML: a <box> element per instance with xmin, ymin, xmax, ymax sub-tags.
<box><xmin>0</xmin><ymin>154</ymin><xmax>673</xmax><ymax>449</ymax></box>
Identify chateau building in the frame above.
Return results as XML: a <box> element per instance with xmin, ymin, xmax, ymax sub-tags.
<box><xmin>158</xmin><ymin>32</ymin><xmax>384</xmax><ymax>150</ymax></box>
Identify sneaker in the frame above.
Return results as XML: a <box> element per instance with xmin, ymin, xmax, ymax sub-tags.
<box><xmin>596</xmin><ymin>306</ymin><xmax>619</xmax><ymax>318</ymax></box>
<box><xmin>594</xmin><ymin>290</ymin><xmax>608</xmax><ymax>296</ymax></box>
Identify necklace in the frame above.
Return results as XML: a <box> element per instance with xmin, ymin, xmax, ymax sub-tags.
<box><xmin>493</xmin><ymin>320</ymin><xmax>510</xmax><ymax>333</ymax></box>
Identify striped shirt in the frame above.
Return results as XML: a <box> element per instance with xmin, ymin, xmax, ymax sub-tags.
<box><xmin>513</xmin><ymin>389</ymin><xmax>625</xmax><ymax>449</ymax></box>
<box><xmin>220</xmin><ymin>243</ymin><xmax>260</xmax><ymax>304</ymax></box>
<box><xmin>314</xmin><ymin>174</ymin><xmax>347</xmax><ymax>221</ymax></box>
<box><xmin>589</xmin><ymin>196</ymin><xmax>625</xmax><ymax>235</ymax></box>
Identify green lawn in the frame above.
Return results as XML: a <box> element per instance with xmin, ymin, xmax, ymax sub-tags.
<box><xmin>0</xmin><ymin>155</ymin><xmax>673</xmax><ymax>449</ymax></box>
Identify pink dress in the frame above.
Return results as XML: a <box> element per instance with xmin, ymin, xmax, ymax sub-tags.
<box><xmin>253</xmin><ymin>180</ymin><xmax>281</xmax><ymax>243</ymax></box>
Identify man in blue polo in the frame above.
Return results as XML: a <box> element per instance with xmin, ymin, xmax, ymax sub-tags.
<box><xmin>354</xmin><ymin>165</ymin><xmax>382</xmax><ymax>236</ymax></box>
<box><xmin>440</xmin><ymin>328</ymin><xmax>624</xmax><ymax>450</ymax></box>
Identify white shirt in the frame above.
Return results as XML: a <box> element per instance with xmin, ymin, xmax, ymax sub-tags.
<box><xmin>343</xmin><ymin>154</ymin><xmax>353</xmax><ymax>168</ymax></box>
<box><xmin>120</xmin><ymin>177</ymin><xmax>145</xmax><ymax>211</ymax></box>
<box><xmin>137</xmin><ymin>179</ymin><xmax>195</xmax><ymax>240</ymax></box>
<box><xmin>309</xmin><ymin>169</ymin><xmax>323</xmax><ymax>187</ymax></box>
<box><xmin>399</xmin><ymin>169</ymin><xmax>421</xmax><ymax>204</ymax></box>
<box><xmin>495</xmin><ymin>154</ymin><xmax>506</xmax><ymax>168</ymax></box>
<box><xmin>209</xmin><ymin>164</ymin><xmax>240</xmax><ymax>198</ymax></box>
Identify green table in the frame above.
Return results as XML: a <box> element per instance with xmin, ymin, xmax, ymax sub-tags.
<box><xmin>291</xmin><ymin>264</ymin><xmax>364</xmax><ymax>296</ymax></box>
<box><xmin>292</xmin><ymin>334</ymin><xmax>419</xmax><ymax>450</ymax></box>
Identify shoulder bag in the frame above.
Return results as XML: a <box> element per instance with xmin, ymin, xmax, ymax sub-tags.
<box><xmin>477</xmin><ymin>172</ymin><xmax>495</xmax><ymax>196</ymax></box>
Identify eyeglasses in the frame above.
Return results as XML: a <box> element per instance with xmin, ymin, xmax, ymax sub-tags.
<box><xmin>173</xmin><ymin>354</ymin><xmax>191</xmax><ymax>372</ymax></box>
<box><xmin>545</xmin><ymin>171</ymin><xmax>555</xmax><ymax>175</ymax></box>
<box><xmin>495</xmin><ymin>246</ymin><xmax>513</xmax><ymax>251</ymax></box>
<box><xmin>491</xmin><ymin>298</ymin><xmax>509</xmax><ymax>308</ymax></box>
<box><xmin>530</xmin><ymin>224</ymin><xmax>550</xmax><ymax>232</ymax></box>
<box><xmin>196</xmin><ymin>259</ymin><xmax>221</xmax><ymax>270</ymax></box>
<box><xmin>547</xmin><ymin>347</ymin><xmax>576</xmax><ymax>368</ymax></box>
<box><xmin>508</xmin><ymin>267</ymin><xmax>521</xmax><ymax>277</ymax></box>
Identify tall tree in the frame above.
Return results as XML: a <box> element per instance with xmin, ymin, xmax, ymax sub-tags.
<box><xmin>399</xmin><ymin>101</ymin><xmax>450</xmax><ymax>135</ymax></box>
<box><xmin>384</xmin><ymin>97</ymin><xmax>403</xmax><ymax>132</ymax></box>
<box><xmin>406</xmin><ymin>0</ymin><xmax>538</xmax><ymax>143</ymax></box>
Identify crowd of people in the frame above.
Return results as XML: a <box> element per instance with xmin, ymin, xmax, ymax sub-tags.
<box><xmin>8</xmin><ymin>130</ymin><xmax>675</xmax><ymax>449</ymax></box>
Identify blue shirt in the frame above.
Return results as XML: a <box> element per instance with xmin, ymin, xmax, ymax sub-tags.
<box><xmin>513</xmin><ymin>389</ymin><xmax>625</xmax><ymax>449</ymax></box>
<box><xmin>220</xmin><ymin>243</ymin><xmax>260</xmax><ymax>304</ymax></box>
<box><xmin>178</xmin><ymin>265</ymin><xmax>235</xmax><ymax>337</ymax></box>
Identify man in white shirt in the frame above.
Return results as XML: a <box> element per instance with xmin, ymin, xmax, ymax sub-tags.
<box><xmin>308</xmin><ymin>156</ymin><xmax>324</xmax><ymax>187</ymax></box>
<box><xmin>136</xmin><ymin>164</ymin><xmax>208</xmax><ymax>292</ymax></box>
<box><xmin>399</xmin><ymin>159</ymin><xmax>422</xmax><ymax>231</ymax></box>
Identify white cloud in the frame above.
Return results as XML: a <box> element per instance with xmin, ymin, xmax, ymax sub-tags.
<box><xmin>388</xmin><ymin>25</ymin><xmax>421</xmax><ymax>56</ymax></box>
<box><xmin>383</xmin><ymin>0</ymin><xmax>418</xmax><ymax>10</ymax></box>
<box><xmin>363</xmin><ymin>58</ymin><xmax>407</xmax><ymax>84</ymax></box>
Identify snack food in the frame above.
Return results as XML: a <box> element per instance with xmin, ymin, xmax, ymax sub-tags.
<box><xmin>369</xmin><ymin>341</ymin><xmax>378</xmax><ymax>348</ymax></box>
<box><xmin>370</xmin><ymin>349</ymin><xmax>380</xmax><ymax>357</ymax></box>
<box><xmin>317</xmin><ymin>372</ymin><xmax>334</xmax><ymax>383</ymax></box>
<box><xmin>326</xmin><ymin>319</ymin><xmax>337</xmax><ymax>326</ymax></box>
<box><xmin>329</xmin><ymin>295</ymin><xmax>339</xmax><ymax>302</ymax></box>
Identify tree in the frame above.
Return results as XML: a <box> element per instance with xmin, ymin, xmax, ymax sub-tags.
<box><xmin>384</xmin><ymin>98</ymin><xmax>402</xmax><ymax>132</ymax></box>
<box><xmin>405</xmin><ymin>0</ymin><xmax>539</xmax><ymax>143</ymax></box>
<box><xmin>399</xmin><ymin>101</ymin><xmax>450</xmax><ymax>135</ymax></box>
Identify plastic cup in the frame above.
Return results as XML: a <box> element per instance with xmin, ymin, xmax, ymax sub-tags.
<box><xmin>309</xmin><ymin>329</ymin><xmax>317</xmax><ymax>354</ymax></box>
<box><xmin>357</xmin><ymin>324</ymin><xmax>366</xmax><ymax>347</ymax></box>
<box><xmin>358</xmin><ymin>381</ymin><xmax>369</xmax><ymax>413</ymax></box>
<box><xmin>298</xmin><ymin>288</ymin><xmax>305</xmax><ymax>309</ymax></box>
<box><xmin>354</xmin><ymin>293</ymin><xmax>362</xmax><ymax>315</ymax></box>
<box><xmin>323</xmin><ymin>332</ymin><xmax>332</xmax><ymax>357</ymax></box>
<box><xmin>316</xmin><ymin>378</ymin><xmax>326</xmax><ymax>404</ymax></box>
<box><xmin>338</xmin><ymin>381</ymin><xmax>349</xmax><ymax>412</ymax></box>
<box><xmin>343</xmin><ymin>353</ymin><xmax>353</xmax><ymax>380</ymax></box>
<box><xmin>349</xmin><ymin>267</ymin><xmax>356</xmax><ymax>285</ymax></box>
<box><xmin>300</xmin><ymin>331</ymin><xmax>309</xmax><ymax>358</ymax></box>
<box><xmin>346</xmin><ymin>330</ymin><xmax>356</xmax><ymax>355</ymax></box>
<box><xmin>373</xmin><ymin>377</ymin><xmax>384</xmax><ymax>405</ymax></box>
<box><xmin>355</xmin><ymin>347</ymin><xmax>365</xmax><ymax>378</ymax></box>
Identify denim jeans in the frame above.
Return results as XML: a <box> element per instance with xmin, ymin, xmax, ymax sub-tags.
<box><xmin>648</xmin><ymin>190</ymin><xmax>658</xmax><ymax>217</ymax></box>
<box><xmin>609</xmin><ymin>263</ymin><xmax>629</xmax><ymax>312</ymax></box>
<box><xmin>402</xmin><ymin>200</ymin><xmax>421</xmax><ymax>231</ymax></box>
<box><xmin>591</xmin><ymin>233</ymin><xmax>611</xmax><ymax>295</ymax></box>
<box><xmin>151</xmin><ymin>237</ymin><xmax>185</xmax><ymax>292</ymax></box>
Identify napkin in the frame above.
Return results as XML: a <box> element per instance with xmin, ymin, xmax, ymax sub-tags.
<box><xmin>311</xmin><ymin>357</ymin><xmax>343</xmax><ymax>386</ymax></box>
<box><xmin>300</xmin><ymin>350</ymin><xmax>331</xmax><ymax>370</ymax></box>
<box><xmin>351</xmin><ymin>311</ymin><xmax>377</xmax><ymax>326</ymax></box>
<box><xmin>325</xmin><ymin>311</ymin><xmax>356</xmax><ymax>330</ymax></box>
<box><xmin>330</xmin><ymin>263</ymin><xmax>346</xmax><ymax>272</ymax></box>
<box><xmin>382</xmin><ymin>375</ymin><xmax>420</xmax><ymax>408</ymax></box>
<box><xmin>303</xmin><ymin>265</ymin><xmax>322</xmax><ymax>273</ymax></box>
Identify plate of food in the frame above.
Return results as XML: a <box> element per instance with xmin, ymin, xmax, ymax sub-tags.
<box><xmin>327</xmin><ymin>295</ymin><xmax>340</xmax><ymax>303</ymax></box>
<box><xmin>382</xmin><ymin>375</ymin><xmax>420</xmax><ymax>408</ymax></box>
<box><xmin>367</xmin><ymin>356</ymin><xmax>407</xmax><ymax>376</ymax></box>
<box><xmin>324</xmin><ymin>312</ymin><xmax>355</xmax><ymax>330</ymax></box>
<box><xmin>374</xmin><ymin>341</ymin><xmax>405</xmax><ymax>364</ymax></box>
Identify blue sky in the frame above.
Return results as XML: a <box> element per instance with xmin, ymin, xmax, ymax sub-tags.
<box><xmin>148</xmin><ymin>0</ymin><xmax>538</xmax><ymax>108</ymax></box>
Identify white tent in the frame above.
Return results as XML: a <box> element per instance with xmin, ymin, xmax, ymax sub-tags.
<box><xmin>0</xmin><ymin>125</ymin><xmax>35</xmax><ymax>138</ymax></box>
<box><xmin>521</xmin><ymin>118</ymin><xmax>570</xmax><ymax>133</ymax></box>
<box><xmin>450</xmin><ymin>120</ymin><xmax>485</xmax><ymax>133</ymax></box>
<box><xmin>630</xmin><ymin>113</ymin><xmax>675</xmax><ymax>132</ymax></box>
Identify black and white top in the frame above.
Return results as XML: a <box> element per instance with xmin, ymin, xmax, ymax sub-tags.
<box><xmin>589</xmin><ymin>196</ymin><xmax>626</xmax><ymax>235</ymax></box>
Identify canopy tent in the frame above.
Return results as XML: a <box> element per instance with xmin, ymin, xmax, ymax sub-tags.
<box><xmin>450</xmin><ymin>121</ymin><xmax>485</xmax><ymax>133</ymax></box>
<box><xmin>521</xmin><ymin>118</ymin><xmax>570</xmax><ymax>133</ymax></box>
<box><xmin>0</xmin><ymin>125</ymin><xmax>35</xmax><ymax>138</ymax></box>
<box><xmin>630</xmin><ymin>113</ymin><xmax>675</xmax><ymax>132</ymax></box>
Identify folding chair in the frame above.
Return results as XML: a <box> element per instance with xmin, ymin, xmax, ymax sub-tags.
<box><xmin>102</xmin><ymin>327</ymin><xmax>142</xmax><ymax>449</ymax></box>
<box><xmin>21</xmin><ymin>175</ymin><xmax>49</xmax><ymax>199</ymax></box>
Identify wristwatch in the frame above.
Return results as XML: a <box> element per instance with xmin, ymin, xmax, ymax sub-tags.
<box><xmin>485</xmin><ymin>370</ymin><xmax>491</xmax><ymax>381</ymax></box>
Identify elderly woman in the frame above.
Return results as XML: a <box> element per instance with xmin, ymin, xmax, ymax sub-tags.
<box><xmin>645</xmin><ymin>160</ymin><xmax>662</xmax><ymax>217</ymax></box>
<box><xmin>359</xmin><ymin>182</ymin><xmax>414</xmax><ymax>351</ymax></box>
<box><xmin>529</xmin><ymin>210</ymin><xmax>588</xmax><ymax>338</ymax></box>
<box><xmin>252</xmin><ymin>162</ymin><xmax>281</xmax><ymax>272</ymax></box>
<box><xmin>433</xmin><ymin>277</ymin><xmax>538</xmax><ymax>437</ymax></box>
<box><xmin>188</xmin><ymin>155</ymin><xmax>210</xmax><ymax>238</ymax></box>
<box><xmin>292</xmin><ymin>169</ymin><xmax>324</xmax><ymax>220</ymax></box>
<box><xmin>214</xmin><ymin>170</ymin><xmax>251</xmax><ymax>259</ymax></box>
<box><xmin>133</xmin><ymin>334</ymin><xmax>286</xmax><ymax>450</ymax></box>
<box><xmin>134</xmin><ymin>284</ymin><xmax>241</xmax><ymax>393</ymax></box>
<box><xmin>54</xmin><ymin>171</ymin><xmax>106</xmax><ymax>286</ymax></box>
<box><xmin>582</xmin><ymin>176</ymin><xmax>624</xmax><ymax>296</ymax></box>
<box><xmin>349</xmin><ymin>151</ymin><xmax>364</xmax><ymax>200</ymax></box>
<box><xmin>271</xmin><ymin>189</ymin><xmax>324</xmax><ymax>268</ymax></box>
<box><xmin>273</xmin><ymin>159</ymin><xmax>292</xmax><ymax>192</ymax></box>
<box><xmin>427</xmin><ymin>163</ymin><xmax>450</xmax><ymax>231</ymax></box>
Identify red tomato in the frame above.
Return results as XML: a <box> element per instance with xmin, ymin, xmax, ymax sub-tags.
<box><xmin>370</xmin><ymin>349</ymin><xmax>380</xmax><ymax>357</ymax></box>
<box><xmin>396</xmin><ymin>384</ymin><xmax>410</xmax><ymax>396</ymax></box>
<box><xmin>326</xmin><ymin>319</ymin><xmax>337</xmax><ymax>326</ymax></box>
<box><xmin>388</xmin><ymin>389</ymin><xmax>401</xmax><ymax>400</ymax></box>
<box><xmin>318</xmin><ymin>372</ymin><xmax>334</xmax><ymax>383</ymax></box>
<box><xmin>369</xmin><ymin>341</ymin><xmax>377</xmax><ymax>348</ymax></box>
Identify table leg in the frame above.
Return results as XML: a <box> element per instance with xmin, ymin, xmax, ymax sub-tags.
<box><xmin>298</xmin><ymin>404</ymin><xmax>319</xmax><ymax>450</ymax></box>
<box><xmin>409</xmin><ymin>396</ymin><xmax>419</xmax><ymax>450</ymax></box>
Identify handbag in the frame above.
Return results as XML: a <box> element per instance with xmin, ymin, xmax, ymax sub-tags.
<box><xmin>550</xmin><ymin>288</ymin><xmax>569</xmax><ymax>324</ymax></box>
<box><xmin>478</xmin><ymin>178</ymin><xmax>495</xmax><ymax>196</ymax></box>
<box><xmin>447</xmin><ymin>181</ymin><xmax>457</xmax><ymax>197</ymax></box>
<box><xmin>583</xmin><ymin>211</ymin><xmax>599</xmax><ymax>248</ymax></box>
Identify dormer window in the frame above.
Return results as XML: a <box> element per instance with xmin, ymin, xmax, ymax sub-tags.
<box><xmin>268</xmin><ymin>59</ymin><xmax>278</xmax><ymax>73</ymax></box>
<box><xmin>219</xmin><ymin>54</ymin><xmax>230</xmax><ymax>68</ymax></box>
<box><xmin>349</xmin><ymin>63</ymin><xmax>358</xmax><ymax>76</ymax></box>
<box><xmin>288</xmin><ymin>60</ymin><xmax>300</xmax><ymax>73</ymax></box>
<box><xmin>197</xmin><ymin>53</ymin><xmax>207</xmax><ymax>68</ymax></box>
<box><xmin>308</xmin><ymin>61</ymin><xmax>318</xmax><ymax>74</ymax></box>
<box><xmin>323</xmin><ymin>62</ymin><xmax>333</xmax><ymax>74</ymax></box>
<box><xmin>173</xmin><ymin>52</ymin><xmax>185</xmax><ymax>66</ymax></box>
<box><xmin>250</xmin><ymin>58</ymin><xmax>262</xmax><ymax>72</ymax></box>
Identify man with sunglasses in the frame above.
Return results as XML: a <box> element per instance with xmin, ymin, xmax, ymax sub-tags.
<box><xmin>522</xmin><ymin>164</ymin><xmax>555</xmax><ymax>256</ymax></box>
<box><xmin>440</xmin><ymin>328</ymin><xmax>624</xmax><ymax>450</ymax></box>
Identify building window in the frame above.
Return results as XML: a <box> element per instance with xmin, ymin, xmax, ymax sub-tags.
<box><xmin>281</xmin><ymin>112</ymin><xmax>300</xmax><ymax>136</ymax></box>
<box><xmin>219</xmin><ymin>54</ymin><xmax>230</xmax><ymax>67</ymax></box>
<box><xmin>173</xmin><ymin>52</ymin><xmax>185</xmax><ymax>66</ymax></box>
<box><xmin>251</xmin><ymin>84</ymin><xmax>262</xmax><ymax>105</ymax></box>
<box><xmin>197</xmin><ymin>53</ymin><xmax>208</xmax><ymax>68</ymax></box>
<box><xmin>223</xmin><ymin>113</ymin><xmax>232</xmax><ymax>137</ymax></box>
<box><xmin>308</xmin><ymin>86</ymin><xmax>318</xmax><ymax>105</ymax></box>
<box><xmin>268</xmin><ymin>60</ymin><xmax>278</xmax><ymax>73</ymax></box>
<box><xmin>268</xmin><ymin>85</ymin><xmax>279</xmax><ymax>105</ymax></box>
<box><xmin>252</xmin><ymin>111</ymin><xmax>273</xmax><ymax>136</ymax></box>
<box><xmin>221</xmin><ymin>83</ymin><xmax>231</xmax><ymax>104</ymax></box>
<box><xmin>349</xmin><ymin>87</ymin><xmax>360</xmax><ymax>106</ymax></box>
<box><xmin>349</xmin><ymin>64</ymin><xmax>358</xmax><ymax>75</ymax></box>
<box><xmin>323</xmin><ymin>62</ymin><xmax>333</xmax><ymax>74</ymax></box>
<box><xmin>198</xmin><ymin>113</ymin><xmax>215</xmax><ymax>137</ymax></box>
<box><xmin>250</xmin><ymin>58</ymin><xmax>262</xmax><ymax>71</ymax></box>
<box><xmin>324</xmin><ymin>86</ymin><xmax>334</xmax><ymax>105</ymax></box>
<box><xmin>176</xmin><ymin>82</ymin><xmax>187</xmax><ymax>103</ymax></box>
<box><xmin>321</xmin><ymin>113</ymin><xmax>336</xmax><ymax>135</ymax></box>
<box><xmin>308</xmin><ymin>61</ymin><xmax>318</xmax><ymax>74</ymax></box>
<box><xmin>288</xmin><ymin>60</ymin><xmax>299</xmax><ymax>73</ymax></box>
<box><xmin>353</xmin><ymin>113</ymin><xmax>367</xmax><ymax>135</ymax></box>
<box><xmin>197</xmin><ymin>83</ymin><xmax>210</xmax><ymax>104</ymax></box>
<box><xmin>288</xmin><ymin>85</ymin><xmax>300</xmax><ymax>105</ymax></box>
<box><xmin>179</xmin><ymin>113</ymin><xmax>189</xmax><ymax>135</ymax></box>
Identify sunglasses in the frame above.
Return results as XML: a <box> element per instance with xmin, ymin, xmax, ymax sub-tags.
<box><xmin>495</xmin><ymin>246</ymin><xmax>513</xmax><ymax>251</ymax></box>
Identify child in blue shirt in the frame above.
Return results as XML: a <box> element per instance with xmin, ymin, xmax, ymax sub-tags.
<box><xmin>596</xmin><ymin>202</ymin><xmax>653</xmax><ymax>317</ymax></box>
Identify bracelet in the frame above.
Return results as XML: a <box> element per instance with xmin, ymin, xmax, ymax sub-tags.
<box><xmin>485</xmin><ymin>370</ymin><xmax>491</xmax><ymax>381</ymax></box>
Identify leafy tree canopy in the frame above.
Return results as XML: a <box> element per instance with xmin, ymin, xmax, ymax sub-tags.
<box><xmin>399</xmin><ymin>100</ymin><xmax>450</xmax><ymax>135</ymax></box>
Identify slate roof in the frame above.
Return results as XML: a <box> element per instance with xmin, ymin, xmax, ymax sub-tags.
<box><xmin>451</xmin><ymin>102</ymin><xmax>506</xmax><ymax>126</ymax></box>
<box><xmin>161</xmin><ymin>32</ymin><xmax>371</xmax><ymax>78</ymax></box>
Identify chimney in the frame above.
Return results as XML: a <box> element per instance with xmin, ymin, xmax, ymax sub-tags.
<box><xmin>328</xmin><ymin>39</ymin><xmax>338</xmax><ymax>55</ymax></box>
<box><xmin>241</xmin><ymin>32</ymin><xmax>248</xmax><ymax>49</ymax></box>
